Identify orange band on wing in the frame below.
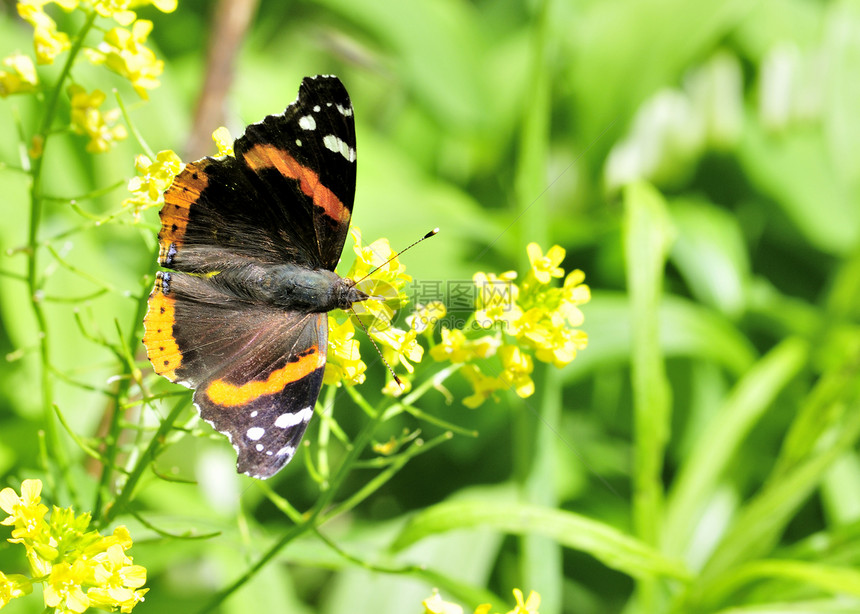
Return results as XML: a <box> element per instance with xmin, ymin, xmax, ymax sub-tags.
<box><xmin>242</xmin><ymin>143</ymin><xmax>350</xmax><ymax>224</ymax></box>
<box><xmin>159</xmin><ymin>162</ymin><xmax>210</xmax><ymax>264</ymax></box>
<box><xmin>142</xmin><ymin>278</ymin><xmax>182</xmax><ymax>381</ymax></box>
<box><xmin>205</xmin><ymin>346</ymin><xmax>325</xmax><ymax>407</ymax></box>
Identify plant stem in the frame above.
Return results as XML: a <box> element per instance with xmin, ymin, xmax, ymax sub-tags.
<box><xmin>27</xmin><ymin>9</ymin><xmax>99</xmax><ymax>497</ymax></box>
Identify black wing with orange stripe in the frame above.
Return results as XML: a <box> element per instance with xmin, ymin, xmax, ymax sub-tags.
<box><xmin>158</xmin><ymin>75</ymin><xmax>355</xmax><ymax>275</ymax></box>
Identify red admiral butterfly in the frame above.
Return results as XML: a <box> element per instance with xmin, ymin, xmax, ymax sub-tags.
<box><xmin>142</xmin><ymin>75</ymin><xmax>368</xmax><ymax>479</ymax></box>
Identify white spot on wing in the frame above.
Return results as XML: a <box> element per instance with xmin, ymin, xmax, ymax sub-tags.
<box><xmin>246</xmin><ymin>427</ymin><xmax>265</xmax><ymax>441</ymax></box>
<box><xmin>250</xmin><ymin>411</ymin><xmax>258</xmax><ymax>418</ymax></box>
<box><xmin>298</xmin><ymin>115</ymin><xmax>316</xmax><ymax>130</ymax></box>
<box><xmin>255</xmin><ymin>444</ymin><xmax>264</xmax><ymax>451</ymax></box>
<box><xmin>313</xmin><ymin>105</ymin><xmax>321</xmax><ymax>112</ymax></box>
<box><xmin>335</xmin><ymin>103</ymin><xmax>353</xmax><ymax>117</ymax></box>
<box><xmin>322</xmin><ymin>134</ymin><xmax>356</xmax><ymax>162</ymax></box>
<box><xmin>295</xmin><ymin>139</ymin><xmax>302</xmax><ymax>147</ymax></box>
<box><xmin>274</xmin><ymin>406</ymin><xmax>313</xmax><ymax>429</ymax></box>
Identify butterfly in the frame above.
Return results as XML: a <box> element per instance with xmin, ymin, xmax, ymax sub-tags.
<box><xmin>142</xmin><ymin>75</ymin><xmax>369</xmax><ymax>479</ymax></box>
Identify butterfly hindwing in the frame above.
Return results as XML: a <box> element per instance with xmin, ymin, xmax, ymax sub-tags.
<box><xmin>194</xmin><ymin>313</ymin><xmax>328</xmax><ymax>480</ymax></box>
<box><xmin>142</xmin><ymin>271</ymin><xmax>328</xmax><ymax>478</ymax></box>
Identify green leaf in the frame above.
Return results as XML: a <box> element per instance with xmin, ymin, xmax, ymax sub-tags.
<box><xmin>703</xmin><ymin>560</ymin><xmax>860</xmax><ymax>609</ymax></box>
<box><xmin>663</xmin><ymin>337</ymin><xmax>810</xmax><ymax>558</ymax></box>
<box><xmin>391</xmin><ymin>500</ymin><xmax>691</xmax><ymax>581</ymax></box>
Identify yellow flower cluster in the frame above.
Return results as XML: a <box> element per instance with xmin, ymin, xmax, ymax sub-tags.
<box><xmin>122</xmin><ymin>149</ymin><xmax>183</xmax><ymax>220</ymax></box>
<box><xmin>430</xmin><ymin>242</ymin><xmax>589</xmax><ymax>407</ymax></box>
<box><xmin>16</xmin><ymin>0</ymin><xmax>75</xmax><ymax>65</ymax></box>
<box><xmin>325</xmin><ymin>227</ymin><xmax>422</xmax><ymax>391</ymax></box>
<box><xmin>0</xmin><ymin>479</ymin><xmax>148</xmax><ymax>612</ymax></box>
<box><xmin>90</xmin><ymin>0</ymin><xmax>178</xmax><ymax>26</ymax></box>
<box><xmin>68</xmin><ymin>85</ymin><xmax>128</xmax><ymax>152</ymax></box>
<box><xmin>85</xmin><ymin>20</ymin><xmax>164</xmax><ymax>99</ymax></box>
<box><xmin>5</xmin><ymin>0</ymin><xmax>176</xmax><ymax>154</ymax></box>
<box><xmin>16</xmin><ymin>0</ymin><xmax>174</xmax><ymax>67</ymax></box>
<box><xmin>423</xmin><ymin>588</ymin><xmax>541</xmax><ymax>614</ymax></box>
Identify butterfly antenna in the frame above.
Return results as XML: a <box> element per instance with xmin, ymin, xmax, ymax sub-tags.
<box><xmin>350</xmin><ymin>306</ymin><xmax>403</xmax><ymax>387</ymax></box>
<box><xmin>352</xmin><ymin>227</ymin><xmax>439</xmax><ymax>286</ymax></box>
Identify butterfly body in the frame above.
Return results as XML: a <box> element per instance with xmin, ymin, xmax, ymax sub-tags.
<box><xmin>142</xmin><ymin>75</ymin><xmax>362</xmax><ymax>479</ymax></box>
<box><xmin>195</xmin><ymin>263</ymin><xmax>368</xmax><ymax>312</ymax></box>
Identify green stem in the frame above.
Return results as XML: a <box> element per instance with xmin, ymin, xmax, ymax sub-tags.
<box><xmin>27</xmin><ymin>8</ymin><xmax>99</xmax><ymax>499</ymax></box>
<box><xmin>95</xmin><ymin>257</ymin><xmax>161</xmax><ymax>525</ymax></box>
<box><xmin>99</xmin><ymin>395</ymin><xmax>189</xmax><ymax>528</ymax></box>
<box><xmin>511</xmin><ymin>0</ymin><xmax>561</xmax><ymax>610</ymax></box>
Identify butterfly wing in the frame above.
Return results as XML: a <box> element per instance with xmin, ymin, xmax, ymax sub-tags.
<box><xmin>159</xmin><ymin>75</ymin><xmax>356</xmax><ymax>275</ymax></box>
<box><xmin>145</xmin><ymin>75</ymin><xmax>357</xmax><ymax>478</ymax></box>
<box><xmin>143</xmin><ymin>271</ymin><xmax>327</xmax><ymax>478</ymax></box>
<box><xmin>157</xmin><ymin>155</ymin><xmax>323</xmax><ymax>274</ymax></box>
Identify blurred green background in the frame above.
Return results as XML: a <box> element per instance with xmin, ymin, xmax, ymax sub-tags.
<box><xmin>2</xmin><ymin>0</ymin><xmax>860</xmax><ymax>613</ymax></box>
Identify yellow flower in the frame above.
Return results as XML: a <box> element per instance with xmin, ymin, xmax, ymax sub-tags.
<box><xmin>526</xmin><ymin>242</ymin><xmax>565</xmax><ymax>284</ymax></box>
<box><xmin>88</xmin><ymin>544</ymin><xmax>148</xmax><ymax>613</ymax></box>
<box><xmin>474</xmin><ymin>271</ymin><xmax>522</xmax><ymax>333</ymax></box>
<box><xmin>407</xmin><ymin>300</ymin><xmax>446</xmax><ymax>334</ymax></box>
<box><xmin>91</xmin><ymin>0</ymin><xmax>135</xmax><ymax>24</ymax></box>
<box><xmin>423</xmin><ymin>589</ymin><xmax>464</xmax><ymax>614</ymax></box>
<box><xmin>556</xmin><ymin>269</ymin><xmax>590</xmax><ymax>326</ymax></box>
<box><xmin>429</xmin><ymin>327</ymin><xmax>501</xmax><ymax>364</ymax></box>
<box><xmin>0</xmin><ymin>53</ymin><xmax>38</xmax><ymax>97</ymax></box>
<box><xmin>430</xmin><ymin>328</ymin><xmax>469</xmax><ymax>363</ymax></box>
<box><xmin>346</xmin><ymin>229</ymin><xmax>409</xmax><ymax>333</ymax></box>
<box><xmin>507</xmin><ymin>589</ymin><xmax>540</xmax><ymax>614</ymax></box>
<box><xmin>68</xmin><ymin>85</ymin><xmax>127</xmax><ymax>153</ymax></box>
<box><xmin>498</xmin><ymin>344</ymin><xmax>534</xmax><ymax>398</ymax></box>
<box><xmin>86</xmin><ymin>20</ymin><xmax>164</xmax><ymax>98</ymax></box>
<box><xmin>43</xmin><ymin>559</ymin><xmax>90</xmax><ymax>613</ymax></box>
<box><xmin>375</xmin><ymin>326</ymin><xmax>423</xmax><ymax>374</ymax></box>
<box><xmin>520</xmin><ymin>311</ymin><xmax>588</xmax><ymax>368</ymax></box>
<box><xmin>87</xmin><ymin>0</ymin><xmax>177</xmax><ymax>24</ymax></box>
<box><xmin>212</xmin><ymin>126</ymin><xmax>234</xmax><ymax>157</ymax></box>
<box><xmin>0</xmin><ymin>479</ymin><xmax>48</xmax><ymax>541</ymax></box>
<box><xmin>123</xmin><ymin>149</ymin><xmax>183</xmax><ymax>220</ymax></box>
<box><xmin>461</xmin><ymin>364</ymin><xmax>502</xmax><ymax>408</ymax></box>
<box><xmin>0</xmin><ymin>571</ymin><xmax>32</xmax><ymax>608</ymax></box>
<box><xmin>17</xmin><ymin>1</ymin><xmax>73</xmax><ymax>64</ymax></box>
<box><xmin>474</xmin><ymin>606</ymin><xmax>492</xmax><ymax>614</ymax></box>
<box><xmin>323</xmin><ymin>316</ymin><xmax>366</xmax><ymax>386</ymax></box>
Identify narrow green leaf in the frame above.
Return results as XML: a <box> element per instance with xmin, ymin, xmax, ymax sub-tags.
<box><xmin>391</xmin><ymin>500</ymin><xmax>691</xmax><ymax>581</ymax></box>
<box><xmin>623</xmin><ymin>182</ymin><xmax>675</xmax><ymax>547</ymax></box>
<box><xmin>664</xmin><ymin>337</ymin><xmax>810</xmax><ymax>557</ymax></box>
<box><xmin>703</xmin><ymin>560</ymin><xmax>860</xmax><ymax>608</ymax></box>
